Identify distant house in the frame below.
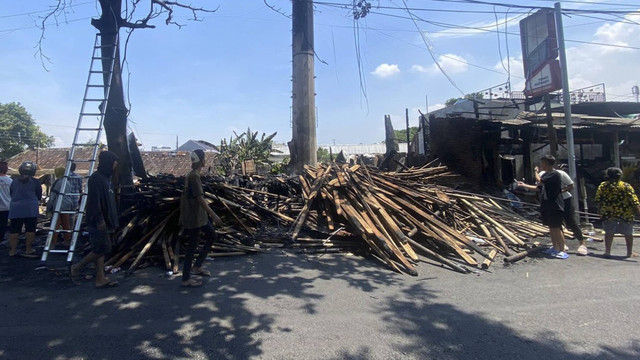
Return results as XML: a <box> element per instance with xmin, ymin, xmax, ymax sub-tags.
<box><xmin>269</xmin><ymin>142</ymin><xmax>408</xmax><ymax>163</ymax></box>
<box><xmin>176</xmin><ymin>140</ymin><xmax>219</xmax><ymax>153</ymax></box>
<box><xmin>7</xmin><ymin>148</ymin><xmax>194</xmax><ymax>177</ymax></box>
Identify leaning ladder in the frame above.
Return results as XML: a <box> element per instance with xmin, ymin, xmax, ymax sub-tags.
<box><xmin>40</xmin><ymin>32</ymin><xmax>119</xmax><ymax>264</ymax></box>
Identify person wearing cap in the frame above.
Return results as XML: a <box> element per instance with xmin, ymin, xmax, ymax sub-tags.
<box><xmin>8</xmin><ymin>161</ymin><xmax>42</xmax><ymax>258</ymax></box>
<box><xmin>0</xmin><ymin>162</ymin><xmax>12</xmax><ymax>242</ymax></box>
<box><xmin>179</xmin><ymin>149</ymin><xmax>223</xmax><ymax>287</ymax></box>
<box><xmin>70</xmin><ymin>151</ymin><xmax>120</xmax><ymax>288</ymax></box>
<box><xmin>535</xmin><ymin>164</ymin><xmax>588</xmax><ymax>256</ymax></box>
<box><xmin>595</xmin><ymin>167</ymin><xmax>640</xmax><ymax>258</ymax></box>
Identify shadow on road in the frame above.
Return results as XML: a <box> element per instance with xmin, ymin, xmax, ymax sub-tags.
<box><xmin>0</xmin><ymin>249</ymin><xmax>638</xmax><ymax>359</ymax></box>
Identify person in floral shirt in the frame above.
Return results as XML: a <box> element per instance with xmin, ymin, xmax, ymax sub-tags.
<box><xmin>595</xmin><ymin>167</ymin><xmax>640</xmax><ymax>258</ymax></box>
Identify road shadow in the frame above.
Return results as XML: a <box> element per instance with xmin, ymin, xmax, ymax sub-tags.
<box><xmin>0</xmin><ymin>248</ymin><xmax>406</xmax><ymax>359</ymax></box>
<box><xmin>330</xmin><ymin>282</ymin><xmax>640</xmax><ymax>360</ymax></box>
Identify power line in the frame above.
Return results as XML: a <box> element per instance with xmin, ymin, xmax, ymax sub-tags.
<box><xmin>400</xmin><ymin>0</ymin><xmax>466</xmax><ymax>95</ymax></box>
<box><xmin>0</xmin><ymin>2</ymin><xmax>92</xmax><ymax>19</ymax></box>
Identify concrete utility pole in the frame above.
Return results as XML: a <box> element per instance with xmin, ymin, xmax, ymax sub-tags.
<box><xmin>291</xmin><ymin>0</ymin><xmax>317</xmax><ymax>173</ymax></box>
<box><xmin>555</xmin><ymin>2</ymin><xmax>579</xmax><ymax>211</ymax></box>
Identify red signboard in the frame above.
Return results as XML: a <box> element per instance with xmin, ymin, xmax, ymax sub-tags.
<box><xmin>524</xmin><ymin>60</ymin><xmax>562</xmax><ymax>97</ymax></box>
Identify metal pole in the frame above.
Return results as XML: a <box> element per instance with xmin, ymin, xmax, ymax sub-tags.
<box><xmin>291</xmin><ymin>0</ymin><xmax>317</xmax><ymax>173</ymax></box>
<box><xmin>555</xmin><ymin>2</ymin><xmax>579</xmax><ymax>211</ymax></box>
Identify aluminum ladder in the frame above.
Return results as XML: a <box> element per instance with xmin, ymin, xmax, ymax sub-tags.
<box><xmin>40</xmin><ymin>32</ymin><xmax>119</xmax><ymax>264</ymax></box>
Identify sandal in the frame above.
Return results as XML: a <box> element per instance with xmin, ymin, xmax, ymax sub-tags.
<box><xmin>20</xmin><ymin>250</ymin><xmax>38</xmax><ymax>259</ymax></box>
<box><xmin>95</xmin><ymin>280</ymin><xmax>119</xmax><ymax>289</ymax></box>
<box><xmin>192</xmin><ymin>268</ymin><xmax>211</xmax><ymax>277</ymax></box>
<box><xmin>577</xmin><ymin>245</ymin><xmax>588</xmax><ymax>256</ymax></box>
<box><xmin>553</xmin><ymin>251</ymin><xmax>569</xmax><ymax>259</ymax></box>
<box><xmin>181</xmin><ymin>279</ymin><xmax>203</xmax><ymax>287</ymax></box>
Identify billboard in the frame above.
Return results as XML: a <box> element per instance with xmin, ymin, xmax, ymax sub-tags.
<box><xmin>520</xmin><ymin>10</ymin><xmax>562</xmax><ymax>97</ymax></box>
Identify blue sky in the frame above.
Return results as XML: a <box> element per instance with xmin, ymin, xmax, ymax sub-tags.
<box><xmin>1</xmin><ymin>0</ymin><xmax>639</xmax><ymax>150</ymax></box>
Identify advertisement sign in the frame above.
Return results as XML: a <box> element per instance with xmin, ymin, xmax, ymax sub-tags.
<box><xmin>520</xmin><ymin>10</ymin><xmax>562</xmax><ymax>97</ymax></box>
<box><xmin>524</xmin><ymin>60</ymin><xmax>562</xmax><ymax>97</ymax></box>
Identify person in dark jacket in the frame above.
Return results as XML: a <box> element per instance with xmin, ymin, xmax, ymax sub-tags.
<box><xmin>8</xmin><ymin>161</ymin><xmax>41</xmax><ymax>258</ymax></box>
<box><xmin>70</xmin><ymin>151</ymin><xmax>119</xmax><ymax>288</ymax></box>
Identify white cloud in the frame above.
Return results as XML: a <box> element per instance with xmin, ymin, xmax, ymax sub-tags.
<box><xmin>429</xmin><ymin>15</ymin><xmax>522</xmax><ymax>40</ymax></box>
<box><xmin>428</xmin><ymin>103</ymin><xmax>445</xmax><ymax>112</ymax></box>
<box><xmin>371</xmin><ymin>63</ymin><xmax>400</xmax><ymax>78</ymax></box>
<box><xmin>412</xmin><ymin>54</ymin><xmax>469</xmax><ymax>77</ymax></box>
<box><xmin>410</xmin><ymin>65</ymin><xmax>429</xmax><ymax>73</ymax></box>
<box><xmin>434</xmin><ymin>54</ymin><xmax>469</xmax><ymax>74</ymax></box>
<box><xmin>564</xmin><ymin>11</ymin><xmax>640</xmax><ymax>98</ymax></box>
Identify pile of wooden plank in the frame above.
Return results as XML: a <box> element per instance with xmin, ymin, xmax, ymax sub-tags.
<box><xmin>289</xmin><ymin>163</ymin><xmax>567</xmax><ymax>275</ymax></box>
<box><xmin>97</xmin><ymin>163</ymin><xmax>564</xmax><ymax>276</ymax></box>
<box><xmin>103</xmin><ymin>175</ymin><xmax>301</xmax><ymax>275</ymax></box>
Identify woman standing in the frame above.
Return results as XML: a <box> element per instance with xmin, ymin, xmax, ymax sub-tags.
<box><xmin>8</xmin><ymin>162</ymin><xmax>42</xmax><ymax>258</ymax></box>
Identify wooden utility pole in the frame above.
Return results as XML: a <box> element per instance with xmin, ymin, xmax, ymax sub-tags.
<box><xmin>291</xmin><ymin>0</ymin><xmax>317</xmax><ymax>173</ymax></box>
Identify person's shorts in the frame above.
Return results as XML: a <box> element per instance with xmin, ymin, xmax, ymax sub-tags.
<box><xmin>603</xmin><ymin>220</ymin><xmax>633</xmax><ymax>236</ymax></box>
<box><xmin>541</xmin><ymin>210</ymin><xmax>564</xmax><ymax>228</ymax></box>
<box><xmin>9</xmin><ymin>217</ymin><xmax>37</xmax><ymax>234</ymax></box>
<box><xmin>88</xmin><ymin>227</ymin><xmax>112</xmax><ymax>255</ymax></box>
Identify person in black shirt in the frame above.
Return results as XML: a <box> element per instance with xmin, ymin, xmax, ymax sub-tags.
<box><xmin>517</xmin><ymin>155</ymin><xmax>568</xmax><ymax>259</ymax></box>
<box><xmin>70</xmin><ymin>151</ymin><xmax>120</xmax><ymax>288</ymax></box>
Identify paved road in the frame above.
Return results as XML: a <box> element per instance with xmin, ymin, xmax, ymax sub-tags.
<box><xmin>0</xmin><ymin>237</ymin><xmax>638</xmax><ymax>360</ymax></box>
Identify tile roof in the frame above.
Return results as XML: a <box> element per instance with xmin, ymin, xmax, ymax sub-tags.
<box><xmin>6</xmin><ymin>148</ymin><xmax>197</xmax><ymax>176</ymax></box>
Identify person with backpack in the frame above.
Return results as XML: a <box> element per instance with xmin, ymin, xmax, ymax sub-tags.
<box><xmin>47</xmin><ymin>166</ymin><xmax>76</xmax><ymax>248</ymax></box>
<box><xmin>8</xmin><ymin>161</ymin><xmax>42</xmax><ymax>258</ymax></box>
<box><xmin>517</xmin><ymin>155</ymin><xmax>568</xmax><ymax>259</ymax></box>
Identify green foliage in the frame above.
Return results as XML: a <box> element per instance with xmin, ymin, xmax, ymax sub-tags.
<box><xmin>444</xmin><ymin>92</ymin><xmax>485</xmax><ymax>107</ymax></box>
<box><xmin>317</xmin><ymin>147</ymin><xmax>332</xmax><ymax>163</ymax></box>
<box><xmin>0</xmin><ymin>102</ymin><xmax>54</xmax><ymax>159</ymax></box>
<box><xmin>393</xmin><ymin>127</ymin><xmax>419</xmax><ymax>143</ymax></box>
<box><xmin>214</xmin><ymin>127</ymin><xmax>278</xmax><ymax>176</ymax></box>
<box><xmin>270</xmin><ymin>156</ymin><xmax>290</xmax><ymax>174</ymax></box>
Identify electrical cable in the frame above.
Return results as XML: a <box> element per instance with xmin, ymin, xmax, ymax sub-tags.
<box><xmin>400</xmin><ymin>0</ymin><xmax>466</xmax><ymax>95</ymax></box>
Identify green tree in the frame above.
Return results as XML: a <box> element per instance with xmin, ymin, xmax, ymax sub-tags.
<box><xmin>445</xmin><ymin>92</ymin><xmax>484</xmax><ymax>107</ymax></box>
<box><xmin>0</xmin><ymin>102</ymin><xmax>54</xmax><ymax>159</ymax></box>
<box><xmin>317</xmin><ymin>147</ymin><xmax>332</xmax><ymax>163</ymax></box>
<box><xmin>214</xmin><ymin>128</ymin><xmax>278</xmax><ymax>176</ymax></box>
<box><xmin>393</xmin><ymin>127</ymin><xmax>419</xmax><ymax>143</ymax></box>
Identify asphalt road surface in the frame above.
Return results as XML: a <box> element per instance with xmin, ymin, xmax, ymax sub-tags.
<box><xmin>0</xmin><ymin>237</ymin><xmax>638</xmax><ymax>360</ymax></box>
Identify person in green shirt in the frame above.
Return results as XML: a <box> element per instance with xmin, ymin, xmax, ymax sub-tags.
<box><xmin>179</xmin><ymin>150</ymin><xmax>223</xmax><ymax>287</ymax></box>
<box><xmin>595</xmin><ymin>167</ymin><xmax>640</xmax><ymax>258</ymax></box>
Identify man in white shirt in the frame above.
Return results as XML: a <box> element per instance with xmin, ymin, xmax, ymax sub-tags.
<box><xmin>536</xmin><ymin>165</ymin><xmax>588</xmax><ymax>255</ymax></box>
<box><xmin>0</xmin><ymin>162</ymin><xmax>12</xmax><ymax>241</ymax></box>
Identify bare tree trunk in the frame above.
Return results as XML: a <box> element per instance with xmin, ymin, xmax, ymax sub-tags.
<box><xmin>92</xmin><ymin>0</ymin><xmax>133</xmax><ymax>191</ymax></box>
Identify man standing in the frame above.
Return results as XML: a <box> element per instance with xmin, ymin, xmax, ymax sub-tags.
<box><xmin>536</xmin><ymin>165</ymin><xmax>588</xmax><ymax>255</ymax></box>
<box><xmin>518</xmin><ymin>155</ymin><xmax>568</xmax><ymax>259</ymax></box>
<box><xmin>595</xmin><ymin>167</ymin><xmax>640</xmax><ymax>258</ymax></box>
<box><xmin>70</xmin><ymin>151</ymin><xmax>119</xmax><ymax>288</ymax></box>
<box><xmin>0</xmin><ymin>162</ymin><xmax>11</xmax><ymax>242</ymax></box>
<box><xmin>179</xmin><ymin>150</ymin><xmax>223</xmax><ymax>287</ymax></box>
